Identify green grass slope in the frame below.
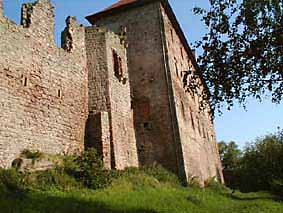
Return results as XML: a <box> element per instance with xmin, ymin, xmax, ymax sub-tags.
<box><xmin>0</xmin><ymin>173</ymin><xmax>282</xmax><ymax>213</ymax></box>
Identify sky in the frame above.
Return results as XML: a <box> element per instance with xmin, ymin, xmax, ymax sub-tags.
<box><xmin>2</xmin><ymin>0</ymin><xmax>283</xmax><ymax>147</ymax></box>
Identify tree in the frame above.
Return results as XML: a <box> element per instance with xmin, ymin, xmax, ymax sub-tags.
<box><xmin>239</xmin><ymin>130</ymin><xmax>283</xmax><ymax>192</ymax></box>
<box><xmin>193</xmin><ymin>0</ymin><xmax>283</xmax><ymax>113</ymax></box>
<box><xmin>218</xmin><ymin>141</ymin><xmax>241</xmax><ymax>188</ymax></box>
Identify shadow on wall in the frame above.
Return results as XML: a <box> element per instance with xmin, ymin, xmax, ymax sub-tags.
<box><xmin>0</xmin><ymin>190</ymin><xmax>158</xmax><ymax>213</ymax></box>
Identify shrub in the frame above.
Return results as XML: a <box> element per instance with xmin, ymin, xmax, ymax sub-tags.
<box><xmin>117</xmin><ymin>165</ymin><xmax>181</xmax><ymax>187</ymax></box>
<box><xmin>21</xmin><ymin>149</ymin><xmax>45</xmax><ymax>164</ymax></box>
<box><xmin>0</xmin><ymin>169</ymin><xmax>24</xmax><ymax>193</ymax></box>
<box><xmin>62</xmin><ymin>148</ymin><xmax>113</xmax><ymax>190</ymax></box>
<box><xmin>270</xmin><ymin>179</ymin><xmax>283</xmax><ymax>197</ymax></box>
<box><xmin>22</xmin><ymin>169</ymin><xmax>81</xmax><ymax>191</ymax></box>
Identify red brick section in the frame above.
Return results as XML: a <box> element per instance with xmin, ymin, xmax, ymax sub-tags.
<box><xmin>104</xmin><ymin>0</ymin><xmax>137</xmax><ymax>11</ymax></box>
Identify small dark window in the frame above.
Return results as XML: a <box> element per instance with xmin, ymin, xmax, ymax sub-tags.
<box><xmin>181</xmin><ymin>101</ymin><xmax>186</xmax><ymax>119</ymax></box>
<box><xmin>23</xmin><ymin>77</ymin><xmax>28</xmax><ymax>87</ymax></box>
<box><xmin>143</xmin><ymin>122</ymin><xmax>152</xmax><ymax>130</ymax></box>
<box><xmin>170</xmin><ymin>29</ymin><xmax>174</xmax><ymax>43</ymax></box>
<box><xmin>58</xmin><ymin>89</ymin><xmax>62</xmax><ymax>98</ymax></box>
<box><xmin>203</xmin><ymin>127</ymin><xmax>206</xmax><ymax>138</ymax></box>
<box><xmin>180</xmin><ymin>47</ymin><xmax>184</xmax><ymax>59</ymax></box>
<box><xmin>190</xmin><ymin>108</ymin><xmax>195</xmax><ymax>131</ymax></box>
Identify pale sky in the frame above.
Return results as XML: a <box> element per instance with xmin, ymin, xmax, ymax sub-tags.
<box><xmin>3</xmin><ymin>0</ymin><xmax>283</xmax><ymax>146</ymax></box>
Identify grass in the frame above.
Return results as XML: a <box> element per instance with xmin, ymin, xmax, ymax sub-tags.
<box><xmin>1</xmin><ymin>149</ymin><xmax>282</xmax><ymax>213</ymax></box>
<box><xmin>0</xmin><ymin>173</ymin><xmax>282</xmax><ymax>213</ymax></box>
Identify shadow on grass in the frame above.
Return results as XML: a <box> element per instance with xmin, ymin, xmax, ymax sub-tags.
<box><xmin>0</xmin><ymin>190</ymin><xmax>157</xmax><ymax>213</ymax></box>
<box><xmin>223</xmin><ymin>192</ymin><xmax>283</xmax><ymax>202</ymax></box>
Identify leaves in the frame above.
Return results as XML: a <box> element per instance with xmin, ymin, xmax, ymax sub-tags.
<box><xmin>194</xmin><ymin>0</ymin><xmax>283</xmax><ymax>113</ymax></box>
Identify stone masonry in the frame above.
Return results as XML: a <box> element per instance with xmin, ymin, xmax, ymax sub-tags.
<box><xmin>0</xmin><ymin>0</ymin><xmax>88</xmax><ymax>168</ymax></box>
<box><xmin>0</xmin><ymin>0</ymin><xmax>223</xmax><ymax>185</ymax></box>
<box><xmin>86</xmin><ymin>0</ymin><xmax>224</xmax><ymax>184</ymax></box>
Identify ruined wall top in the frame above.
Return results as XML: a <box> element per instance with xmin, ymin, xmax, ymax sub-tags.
<box><xmin>21</xmin><ymin>0</ymin><xmax>55</xmax><ymax>43</ymax></box>
<box><xmin>0</xmin><ymin>0</ymin><xmax>3</xmax><ymax>16</ymax></box>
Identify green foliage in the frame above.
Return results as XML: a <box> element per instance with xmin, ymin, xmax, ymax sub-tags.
<box><xmin>219</xmin><ymin>130</ymin><xmax>283</xmax><ymax>194</ymax></box>
<box><xmin>22</xmin><ymin>170</ymin><xmax>81</xmax><ymax>191</ymax></box>
<box><xmin>0</xmin><ymin>169</ymin><xmax>24</xmax><ymax>193</ymax></box>
<box><xmin>20</xmin><ymin>149</ymin><xmax>45</xmax><ymax>164</ymax></box>
<box><xmin>271</xmin><ymin>179</ymin><xmax>283</xmax><ymax>197</ymax></box>
<box><xmin>61</xmin><ymin>148</ymin><xmax>113</xmax><ymax>190</ymax></box>
<box><xmin>0</xmin><ymin>172</ymin><xmax>282</xmax><ymax>213</ymax></box>
<box><xmin>238</xmin><ymin>130</ymin><xmax>283</xmax><ymax>192</ymax></box>
<box><xmin>218</xmin><ymin>141</ymin><xmax>242</xmax><ymax>189</ymax></box>
<box><xmin>0</xmin><ymin>151</ymin><xmax>282</xmax><ymax>212</ymax></box>
<box><xmin>194</xmin><ymin>0</ymin><xmax>283</xmax><ymax>112</ymax></box>
<box><xmin>119</xmin><ymin>165</ymin><xmax>181</xmax><ymax>187</ymax></box>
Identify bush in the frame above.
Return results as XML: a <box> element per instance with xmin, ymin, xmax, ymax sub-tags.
<box><xmin>219</xmin><ymin>130</ymin><xmax>283</xmax><ymax>193</ymax></box>
<box><xmin>62</xmin><ymin>148</ymin><xmax>113</xmax><ymax>190</ymax></box>
<box><xmin>271</xmin><ymin>179</ymin><xmax>283</xmax><ymax>197</ymax></box>
<box><xmin>21</xmin><ymin>149</ymin><xmax>45</xmax><ymax>164</ymax></box>
<box><xmin>116</xmin><ymin>165</ymin><xmax>181</xmax><ymax>187</ymax></box>
<box><xmin>0</xmin><ymin>169</ymin><xmax>24</xmax><ymax>193</ymax></box>
<box><xmin>22</xmin><ymin>169</ymin><xmax>81</xmax><ymax>191</ymax></box>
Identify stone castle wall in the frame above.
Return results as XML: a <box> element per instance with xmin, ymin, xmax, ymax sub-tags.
<box><xmin>92</xmin><ymin>2</ymin><xmax>181</xmax><ymax>175</ymax></box>
<box><xmin>160</xmin><ymin>5</ymin><xmax>223</xmax><ymax>183</ymax></box>
<box><xmin>0</xmin><ymin>0</ymin><xmax>88</xmax><ymax>167</ymax></box>
<box><xmin>0</xmin><ymin>0</ymin><xmax>223</xmax><ymax>184</ymax></box>
<box><xmin>85</xmin><ymin>27</ymin><xmax>138</xmax><ymax>170</ymax></box>
<box><xmin>86</xmin><ymin>1</ymin><xmax>224</xmax><ymax>184</ymax></box>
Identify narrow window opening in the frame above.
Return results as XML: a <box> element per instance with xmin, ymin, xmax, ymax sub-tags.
<box><xmin>58</xmin><ymin>89</ymin><xmax>62</xmax><ymax>98</ymax></box>
<box><xmin>24</xmin><ymin>77</ymin><xmax>28</xmax><ymax>86</ymax></box>
<box><xmin>170</xmin><ymin>29</ymin><xmax>174</xmax><ymax>43</ymax></box>
<box><xmin>143</xmin><ymin>122</ymin><xmax>152</xmax><ymax>131</ymax></box>
<box><xmin>190</xmin><ymin>108</ymin><xmax>195</xmax><ymax>131</ymax></box>
<box><xmin>113</xmin><ymin>49</ymin><xmax>124</xmax><ymax>82</ymax></box>
<box><xmin>203</xmin><ymin>127</ymin><xmax>206</xmax><ymax>138</ymax></box>
<box><xmin>181</xmin><ymin>101</ymin><xmax>186</xmax><ymax>119</ymax></box>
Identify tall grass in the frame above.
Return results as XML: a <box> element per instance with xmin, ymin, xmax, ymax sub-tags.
<box><xmin>0</xmin><ymin>149</ymin><xmax>282</xmax><ymax>213</ymax></box>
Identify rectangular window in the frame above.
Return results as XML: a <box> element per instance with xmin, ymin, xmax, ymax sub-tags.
<box><xmin>24</xmin><ymin>77</ymin><xmax>28</xmax><ymax>86</ymax></box>
<box><xmin>190</xmin><ymin>108</ymin><xmax>195</xmax><ymax>131</ymax></box>
<box><xmin>58</xmin><ymin>89</ymin><xmax>62</xmax><ymax>98</ymax></box>
<box><xmin>180</xmin><ymin>47</ymin><xmax>184</xmax><ymax>59</ymax></box>
<box><xmin>112</xmin><ymin>49</ymin><xmax>123</xmax><ymax>81</ymax></box>
<box><xmin>170</xmin><ymin>29</ymin><xmax>174</xmax><ymax>43</ymax></box>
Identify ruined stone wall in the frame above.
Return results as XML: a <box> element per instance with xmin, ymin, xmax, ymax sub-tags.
<box><xmin>92</xmin><ymin>3</ymin><xmax>180</xmax><ymax>175</ymax></box>
<box><xmin>160</xmin><ymin>5</ymin><xmax>223</xmax><ymax>184</ymax></box>
<box><xmin>0</xmin><ymin>0</ymin><xmax>88</xmax><ymax>168</ymax></box>
<box><xmin>85</xmin><ymin>27</ymin><xmax>138</xmax><ymax>170</ymax></box>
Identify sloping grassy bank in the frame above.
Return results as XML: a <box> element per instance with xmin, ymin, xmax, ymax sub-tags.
<box><xmin>0</xmin><ymin>149</ymin><xmax>282</xmax><ymax>213</ymax></box>
<box><xmin>0</xmin><ymin>172</ymin><xmax>282</xmax><ymax>213</ymax></box>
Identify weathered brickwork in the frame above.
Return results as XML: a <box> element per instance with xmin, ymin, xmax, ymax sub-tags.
<box><xmin>85</xmin><ymin>27</ymin><xmax>138</xmax><ymax>170</ymax></box>
<box><xmin>0</xmin><ymin>0</ymin><xmax>88</xmax><ymax>168</ymax></box>
<box><xmin>86</xmin><ymin>0</ymin><xmax>224</xmax><ymax>184</ymax></box>
<box><xmin>90</xmin><ymin>2</ymin><xmax>181</xmax><ymax>176</ymax></box>
<box><xmin>160</xmin><ymin>5</ymin><xmax>223</xmax><ymax>183</ymax></box>
<box><xmin>0</xmin><ymin>0</ymin><xmax>223</xmax><ymax>185</ymax></box>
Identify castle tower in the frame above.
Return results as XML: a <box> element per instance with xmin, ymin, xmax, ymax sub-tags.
<box><xmin>86</xmin><ymin>0</ymin><xmax>224</xmax><ymax>184</ymax></box>
<box><xmin>85</xmin><ymin>26</ymin><xmax>139</xmax><ymax>170</ymax></box>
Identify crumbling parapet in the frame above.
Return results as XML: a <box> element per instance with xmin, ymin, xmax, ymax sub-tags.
<box><xmin>61</xmin><ymin>16</ymin><xmax>85</xmax><ymax>54</ymax></box>
<box><xmin>21</xmin><ymin>0</ymin><xmax>55</xmax><ymax>43</ymax></box>
<box><xmin>0</xmin><ymin>0</ymin><xmax>3</xmax><ymax>16</ymax></box>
